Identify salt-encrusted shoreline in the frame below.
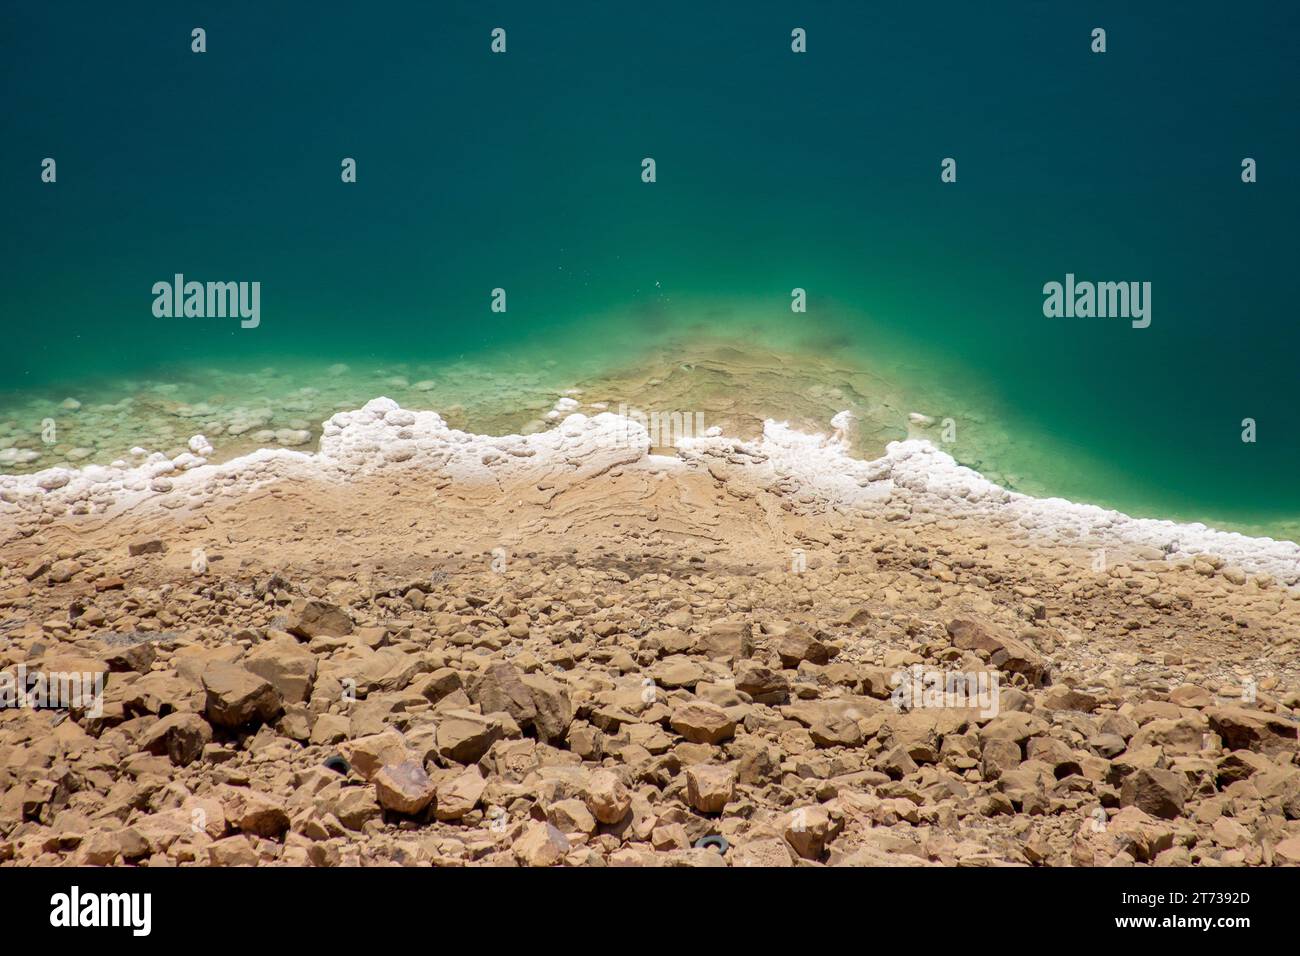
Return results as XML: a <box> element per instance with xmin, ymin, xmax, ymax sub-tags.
<box><xmin>2</xmin><ymin>397</ymin><xmax>1298</xmax><ymax>585</ymax></box>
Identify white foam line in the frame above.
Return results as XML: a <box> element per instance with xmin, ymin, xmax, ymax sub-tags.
<box><xmin>2</xmin><ymin>398</ymin><xmax>1297</xmax><ymax>585</ymax></box>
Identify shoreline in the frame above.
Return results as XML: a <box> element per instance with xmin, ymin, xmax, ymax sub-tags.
<box><xmin>5</xmin><ymin>320</ymin><xmax>1299</xmax><ymax>544</ymax></box>
<box><xmin>3</xmin><ymin>395</ymin><xmax>1299</xmax><ymax>586</ymax></box>
<box><xmin>3</xmin><ymin>329</ymin><xmax>1297</xmax><ymax>544</ymax></box>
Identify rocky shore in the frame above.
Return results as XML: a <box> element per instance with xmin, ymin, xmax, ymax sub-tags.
<box><xmin>1</xmin><ymin>399</ymin><xmax>1298</xmax><ymax>867</ymax></box>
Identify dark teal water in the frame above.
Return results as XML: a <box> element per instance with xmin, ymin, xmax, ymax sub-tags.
<box><xmin>2</xmin><ymin>1</ymin><xmax>1298</xmax><ymax>535</ymax></box>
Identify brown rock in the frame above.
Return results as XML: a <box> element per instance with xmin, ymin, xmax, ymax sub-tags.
<box><xmin>810</xmin><ymin>712</ymin><xmax>863</xmax><ymax>748</ymax></box>
<box><xmin>286</xmin><ymin>599</ymin><xmax>353</xmax><ymax>638</ymax></box>
<box><xmin>734</xmin><ymin>660</ymin><xmax>789</xmax><ymax>704</ymax></box>
<box><xmin>547</xmin><ymin>799</ymin><xmax>597</xmax><ymax>834</ymax></box>
<box><xmin>1274</xmin><ymin>837</ymin><xmax>1300</xmax><ymax>865</ymax></box>
<box><xmin>513</xmin><ymin>821</ymin><xmax>570</xmax><ymax>867</ymax></box>
<box><xmin>244</xmin><ymin>639</ymin><xmax>318</xmax><ymax>704</ymax></box>
<box><xmin>433</xmin><ymin>766</ymin><xmax>486</xmax><ymax>821</ymax></box>
<box><xmin>374</xmin><ymin>760</ymin><xmax>436</xmax><ymax>815</ymax></box>
<box><xmin>670</xmin><ymin>701</ymin><xmax>737</xmax><ymax>745</ymax></box>
<box><xmin>137</xmin><ymin>712</ymin><xmax>211</xmax><ymax>766</ymax></box>
<box><xmin>339</xmin><ymin>730</ymin><xmax>409</xmax><ymax>781</ymax></box>
<box><xmin>946</xmin><ymin>619</ymin><xmax>1049</xmax><ymax>686</ymax></box>
<box><xmin>100</xmin><ymin>640</ymin><xmax>156</xmax><ymax>674</ymax></box>
<box><xmin>1039</xmin><ymin>685</ymin><xmax>1099</xmax><ymax>713</ymax></box>
<box><xmin>732</xmin><ymin>836</ymin><xmax>795</xmax><ymax>867</ymax></box>
<box><xmin>879</xmin><ymin>744</ymin><xmax>919</xmax><ymax>779</ymax></box>
<box><xmin>217</xmin><ymin>786</ymin><xmax>289</xmax><ymax>837</ymax></box>
<box><xmin>333</xmin><ymin>787</ymin><xmax>382</xmax><ymax>830</ymax></box>
<box><xmin>686</xmin><ymin>764</ymin><xmax>735</xmax><ymax>814</ymax></box>
<box><xmin>47</xmin><ymin>559</ymin><xmax>80</xmax><ymax>584</ymax></box>
<box><xmin>775</xmin><ymin>626</ymin><xmax>831</xmax><ymax>668</ymax></box>
<box><xmin>694</xmin><ymin>621</ymin><xmax>750</xmax><ymax>661</ymax></box>
<box><xmin>520</xmin><ymin>672</ymin><xmax>573</xmax><ymax>742</ymax></box>
<box><xmin>436</xmin><ymin>710</ymin><xmax>503</xmax><ymax>764</ymax></box>
<box><xmin>784</xmin><ymin>804</ymin><xmax>835</xmax><ymax>859</ymax></box>
<box><xmin>585</xmin><ymin>769</ymin><xmax>631</xmax><ymax>824</ymax></box>
<box><xmin>981</xmin><ymin>737</ymin><xmax>1022</xmax><ymax>781</ymax></box>
<box><xmin>1206</xmin><ymin>706</ymin><xmax>1299</xmax><ymax>757</ymax></box>
<box><xmin>417</xmin><ymin>668</ymin><xmax>464</xmax><ymax>704</ymax></box>
<box><xmin>201</xmin><ymin>662</ymin><xmax>283</xmax><ymax>728</ymax></box>
<box><xmin>208</xmin><ymin>835</ymin><xmax>258</xmax><ymax>866</ymax></box>
<box><xmin>470</xmin><ymin>661</ymin><xmax>536</xmax><ymax>725</ymax></box>
<box><xmin>1119</xmin><ymin>767</ymin><xmax>1189</xmax><ymax>820</ymax></box>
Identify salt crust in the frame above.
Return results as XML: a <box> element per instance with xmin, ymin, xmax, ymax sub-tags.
<box><xmin>2</xmin><ymin>397</ymin><xmax>1296</xmax><ymax>585</ymax></box>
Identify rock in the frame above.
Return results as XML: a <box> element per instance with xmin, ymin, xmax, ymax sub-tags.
<box><xmin>208</xmin><ymin>835</ymin><xmax>258</xmax><ymax>867</ymax></box>
<box><xmin>1170</xmin><ymin>684</ymin><xmax>1214</xmax><ymax>708</ymax></box>
<box><xmin>731</xmin><ymin>836</ymin><xmax>796</xmax><ymax>867</ymax></box>
<box><xmin>670</xmin><ymin>701</ymin><xmax>737</xmax><ymax>744</ymax></box>
<box><xmin>810</xmin><ymin>712</ymin><xmax>863</xmax><ymax>748</ymax></box>
<box><xmin>784</xmin><ymin>805</ymin><xmax>835</xmax><ymax>859</ymax></box>
<box><xmin>128</xmin><ymin>539</ymin><xmax>166</xmax><ymax>556</ymax></box>
<box><xmin>775</xmin><ymin>626</ymin><xmax>831</xmax><ymax>668</ymax></box>
<box><xmin>100</xmin><ymin>640</ymin><xmax>157</xmax><ymax>674</ymax></box>
<box><xmin>417</xmin><ymin>668</ymin><xmax>464</xmax><ymax>703</ymax></box>
<box><xmin>734</xmin><ymin>660</ymin><xmax>789</xmax><ymax>704</ymax></box>
<box><xmin>585</xmin><ymin>769</ymin><xmax>631</xmax><ymax>824</ymax></box>
<box><xmin>513</xmin><ymin>821</ymin><xmax>570</xmax><ymax>867</ymax></box>
<box><xmin>310</xmin><ymin>714</ymin><xmax>350</xmax><ymax>746</ymax></box>
<box><xmin>433</xmin><ymin>767</ymin><xmax>486</xmax><ymax>821</ymax></box>
<box><xmin>436</xmin><ymin>711</ymin><xmax>503</xmax><ymax>764</ymax></box>
<box><xmin>981</xmin><ymin>737</ymin><xmax>1022</xmax><ymax>780</ymax></box>
<box><xmin>217</xmin><ymin>786</ymin><xmax>289</xmax><ymax>838</ymax></box>
<box><xmin>469</xmin><ymin>661</ymin><xmax>536</xmax><ymax>725</ymax></box>
<box><xmin>1274</xmin><ymin>837</ymin><xmax>1300</xmax><ymax>865</ymax></box>
<box><xmin>201</xmin><ymin>662</ymin><xmax>283</xmax><ymax>728</ymax></box>
<box><xmin>137</xmin><ymin>712</ymin><xmax>212</xmax><ymax>766</ymax></box>
<box><xmin>47</xmin><ymin>559</ymin><xmax>80</xmax><ymax>584</ymax></box>
<box><xmin>1038</xmin><ymin>685</ymin><xmax>1099</xmax><ymax>713</ymax></box>
<box><xmin>653</xmin><ymin>656</ymin><xmax>706</xmax><ymax>689</ymax></box>
<box><xmin>685</xmin><ymin>764</ymin><xmax>735</xmax><ymax>814</ymax></box>
<box><xmin>74</xmin><ymin>832</ymin><xmax>117</xmax><ymax>866</ymax></box>
<box><xmin>695</xmin><ymin>621</ymin><xmax>750</xmax><ymax>660</ymax></box>
<box><xmin>1088</xmin><ymin>733</ymin><xmax>1128</xmax><ymax>759</ymax></box>
<box><xmin>731</xmin><ymin>737</ymin><xmax>781</xmax><ymax>785</ymax></box>
<box><xmin>520</xmin><ymin>673</ymin><xmax>573</xmax><ymax>742</ymax></box>
<box><xmin>1206</xmin><ymin>706</ymin><xmax>1299</xmax><ymax>757</ymax></box>
<box><xmin>334</xmin><ymin>788</ymin><xmax>382</xmax><ymax>830</ymax></box>
<box><xmin>879</xmin><ymin>744</ymin><xmax>919</xmax><ymax>779</ymax></box>
<box><xmin>946</xmin><ymin>619</ymin><xmax>1049</xmax><ymax>686</ymax></box>
<box><xmin>244</xmin><ymin>639</ymin><xmax>318</xmax><ymax>703</ymax></box>
<box><xmin>374</xmin><ymin>760</ymin><xmax>436</xmax><ymax>816</ymax></box>
<box><xmin>651</xmin><ymin>823</ymin><xmax>691</xmax><ymax>851</ymax></box>
<box><xmin>339</xmin><ymin>730</ymin><xmax>410</xmax><ymax>781</ymax></box>
<box><xmin>1119</xmin><ymin>767</ymin><xmax>1189</xmax><ymax>820</ymax></box>
<box><xmin>286</xmin><ymin>599</ymin><xmax>353</xmax><ymax>639</ymax></box>
<box><xmin>547</xmin><ymin>799</ymin><xmax>597</xmax><ymax>835</ymax></box>
<box><xmin>1250</xmin><ymin>766</ymin><xmax>1300</xmax><ymax>819</ymax></box>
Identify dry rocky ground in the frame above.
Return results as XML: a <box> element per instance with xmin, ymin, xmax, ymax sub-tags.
<box><xmin>2</xmin><ymin>453</ymin><xmax>1299</xmax><ymax>868</ymax></box>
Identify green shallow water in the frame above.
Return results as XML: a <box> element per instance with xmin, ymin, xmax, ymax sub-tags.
<box><xmin>2</xmin><ymin>1</ymin><xmax>1298</xmax><ymax>541</ymax></box>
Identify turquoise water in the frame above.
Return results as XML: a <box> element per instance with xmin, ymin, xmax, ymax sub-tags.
<box><xmin>2</xmin><ymin>2</ymin><xmax>1298</xmax><ymax>537</ymax></box>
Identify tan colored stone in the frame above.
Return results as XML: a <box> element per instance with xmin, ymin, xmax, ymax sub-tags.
<box><xmin>685</xmin><ymin>764</ymin><xmax>735</xmax><ymax>814</ymax></box>
<box><xmin>585</xmin><ymin>769</ymin><xmax>631</xmax><ymax>824</ymax></box>
<box><xmin>374</xmin><ymin>760</ymin><xmax>436</xmax><ymax>815</ymax></box>
<box><xmin>670</xmin><ymin>701</ymin><xmax>737</xmax><ymax>745</ymax></box>
<box><xmin>201</xmin><ymin>662</ymin><xmax>282</xmax><ymax>728</ymax></box>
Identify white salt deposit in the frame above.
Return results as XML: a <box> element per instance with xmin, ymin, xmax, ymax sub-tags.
<box><xmin>2</xmin><ymin>398</ymin><xmax>1297</xmax><ymax>586</ymax></box>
